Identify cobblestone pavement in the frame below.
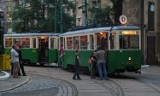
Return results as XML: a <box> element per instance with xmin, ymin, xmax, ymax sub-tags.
<box><xmin>0</xmin><ymin>74</ymin><xmax>77</xmax><ymax>96</ymax></box>
<box><xmin>1</xmin><ymin>65</ymin><xmax>160</xmax><ymax>96</ymax></box>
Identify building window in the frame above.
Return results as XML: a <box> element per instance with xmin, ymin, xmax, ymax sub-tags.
<box><xmin>148</xmin><ymin>2</ymin><xmax>155</xmax><ymax>31</ymax></box>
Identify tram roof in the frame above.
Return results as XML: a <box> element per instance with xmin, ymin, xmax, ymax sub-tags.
<box><xmin>4</xmin><ymin>33</ymin><xmax>60</xmax><ymax>37</ymax></box>
<box><xmin>60</xmin><ymin>26</ymin><xmax>140</xmax><ymax>36</ymax></box>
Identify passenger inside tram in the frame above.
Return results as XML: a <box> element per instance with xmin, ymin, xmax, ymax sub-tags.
<box><xmin>97</xmin><ymin>33</ymin><xmax>108</xmax><ymax>50</ymax></box>
<box><xmin>39</xmin><ymin>39</ymin><xmax>48</xmax><ymax>58</ymax></box>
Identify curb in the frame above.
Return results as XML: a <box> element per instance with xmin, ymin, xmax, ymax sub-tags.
<box><xmin>0</xmin><ymin>71</ymin><xmax>10</xmax><ymax>80</ymax></box>
<box><xmin>0</xmin><ymin>76</ymin><xmax>30</xmax><ymax>92</ymax></box>
<box><xmin>141</xmin><ymin>65</ymin><xmax>150</xmax><ymax>68</ymax></box>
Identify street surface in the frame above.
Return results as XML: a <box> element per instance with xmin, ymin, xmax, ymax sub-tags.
<box><xmin>0</xmin><ymin>65</ymin><xmax>160</xmax><ymax>96</ymax></box>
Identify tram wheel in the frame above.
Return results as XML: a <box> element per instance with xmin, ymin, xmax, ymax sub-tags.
<box><xmin>40</xmin><ymin>63</ymin><xmax>44</xmax><ymax>66</ymax></box>
<box><xmin>31</xmin><ymin>63</ymin><xmax>37</xmax><ymax>66</ymax></box>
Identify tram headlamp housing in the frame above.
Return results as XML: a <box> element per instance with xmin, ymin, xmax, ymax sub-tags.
<box><xmin>128</xmin><ymin>57</ymin><xmax>131</xmax><ymax>61</ymax></box>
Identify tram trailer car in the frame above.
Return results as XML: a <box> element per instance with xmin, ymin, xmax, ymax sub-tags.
<box><xmin>59</xmin><ymin>26</ymin><xmax>142</xmax><ymax>74</ymax></box>
<box><xmin>4</xmin><ymin>33</ymin><xmax>60</xmax><ymax>66</ymax></box>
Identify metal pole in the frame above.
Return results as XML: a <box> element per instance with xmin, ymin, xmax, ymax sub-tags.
<box><xmin>84</xmin><ymin>0</ymin><xmax>87</xmax><ymax>26</ymax></box>
<box><xmin>60</xmin><ymin>0</ymin><xmax>63</xmax><ymax>33</ymax></box>
<box><xmin>0</xmin><ymin>11</ymin><xmax>4</xmax><ymax>54</ymax></box>
<box><xmin>54</xmin><ymin>0</ymin><xmax>57</xmax><ymax>33</ymax></box>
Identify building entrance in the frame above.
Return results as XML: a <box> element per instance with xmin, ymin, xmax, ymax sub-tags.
<box><xmin>147</xmin><ymin>36</ymin><xmax>156</xmax><ymax>65</ymax></box>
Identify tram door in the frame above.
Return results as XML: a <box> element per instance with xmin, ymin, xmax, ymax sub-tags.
<box><xmin>38</xmin><ymin>37</ymin><xmax>49</xmax><ymax>63</ymax></box>
<box><xmin>96</xmin><ymin>32</ymin><xmax>108</xmax><ymax>50</ymax></box>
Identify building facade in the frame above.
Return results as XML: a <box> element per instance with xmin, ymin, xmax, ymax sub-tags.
<box><xmin>75</xmin><ymin>0</ymin><xmax>160</xmax><ymax>65</ymax></box>
<box><xmin>0</xmin><ymin>0</ymin><xmax>16</xmax><ymax>33</ymax></box>
<box><xmin>123</xmin><ymin>0</ymin><xmax>159</xmax><ymax>65</ymax></box>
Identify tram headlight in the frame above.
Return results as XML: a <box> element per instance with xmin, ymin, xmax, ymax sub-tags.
<box><xmin>128</xmin><ymin>57</ymin><xmax>131</xmax><ymax>61</ymax></box>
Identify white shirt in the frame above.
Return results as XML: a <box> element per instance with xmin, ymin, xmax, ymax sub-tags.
<box><xmin>11</xmin><ymin>48</ymin><xmax>19</xmax><ymax>63</ymax></box>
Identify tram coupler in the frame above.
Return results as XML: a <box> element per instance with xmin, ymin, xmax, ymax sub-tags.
<box><xmin>135</xmin><ymin>70</ymin><xmax>141</xmax><ymax>74</ymax></box>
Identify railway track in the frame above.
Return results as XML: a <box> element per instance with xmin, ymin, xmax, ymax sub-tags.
<box><xmin>56</xmin><ymin>79</ymin><xmax>78</xmax><ymax>96</ymax></box>
<box><xmin>91</xmin><ymin>79</ymin><xmax>125</xmax><ymax>96</ymax></box>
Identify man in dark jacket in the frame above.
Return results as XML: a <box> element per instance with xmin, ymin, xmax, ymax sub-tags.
<box><xmin>73</xmin><ymin>48</ymin><xmax>81</xmax><ymax>80</ymax></box>
<box><xmin>17</xmin><ymin>45</ymin><xmax>27</xmax><ymax>76</ymax></box>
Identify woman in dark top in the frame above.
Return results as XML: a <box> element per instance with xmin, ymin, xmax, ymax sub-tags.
<box><xmin>89</xmin><ymin>51</ymin><xmax>97</xmax><ymax>79</ymax></box>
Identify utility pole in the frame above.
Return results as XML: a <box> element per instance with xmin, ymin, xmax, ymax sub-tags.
<box><xmin>82</xmin><ymin>0</ymin><xmax>87</xmax><ymax>26</ymax></box>
<box><xmin>84</xmin><ymin>0</ymin><xmax>87</xmax><ymax>26</ymax></box>
<box><xmin>0</xmin><ymin>10</ymin><xmax>4</xmax><ymax>54</ymax></box>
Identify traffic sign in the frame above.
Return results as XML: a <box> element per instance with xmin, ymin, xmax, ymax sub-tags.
<box><xmin>119</xmin><ymin>15</ymin><xmax>127</xmax><ymax>25</ymax></box>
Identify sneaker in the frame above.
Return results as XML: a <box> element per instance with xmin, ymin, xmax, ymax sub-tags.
<box><xmin>77</xmin><ymin>78</ymin><xmax>82</xmax><ymax>80</ymax></box>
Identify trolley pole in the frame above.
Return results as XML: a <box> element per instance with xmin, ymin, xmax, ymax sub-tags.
<box><xmin>60</xmin><ymin>0</ymin><xmax>63</xmax><ymax>33</ymax></box>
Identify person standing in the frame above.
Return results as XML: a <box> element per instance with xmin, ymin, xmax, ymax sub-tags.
<box><xmin>17</xmin><ymin>45</ymin><xmax>27</xmax><ymax>76</ymax></box>
<box><xmin>95</xmin><ymin>46</ymin><xmax>107</xmax><ymax>80</ymax></box>
<box><xmin>73</xmin><ymin>48</ymin><xmax>81</xmax><ymax>80</ymax></box>
<box><xmin>60</xmin><ymin>44</ymin><xmax>64</xmax><ymax>67</ymax></box>
<box><xmin>89</xmin><ymin>51</ymin><xmax>97</xmax><ymax>79</ymax></box>
<box><xmin>11</xmin><ymin>45</ymin><xmax>20</xmax><ymax>78</ymax></box>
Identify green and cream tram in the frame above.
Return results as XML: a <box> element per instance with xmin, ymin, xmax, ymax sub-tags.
<box><xmin>59</xmin><ymin>26</ymin><xmax>142</xmax><ymax>74</ymax></box>
<box><xmin>4</xmin><ymin>33</ymin><xmax>59</xmax><ymax>66</ymax></box>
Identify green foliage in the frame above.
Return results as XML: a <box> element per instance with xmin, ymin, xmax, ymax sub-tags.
<box><xmin>110</xmin><ymin>0</ymin><xmax>123</xmax><ymax>23</ymax></box>
<box><xmin>88</xmin><ymin>4</ymin><xmax>113</xmax><ymax>24</ymax></box>
<box><xmin>12</xmin><ymin>0</ymin><xmax>75</xmax><ymax>33</ymax></box>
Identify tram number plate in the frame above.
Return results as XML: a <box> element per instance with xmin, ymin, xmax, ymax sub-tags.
<box><xmin>126</xmin><ymin>61</ymin><xmax>132</xmax><ymax>64</ymax></box>
<box><xmin>32</xmin><ymin>50</ymin><xmax>36</xmax><ymax>52</ymax></box>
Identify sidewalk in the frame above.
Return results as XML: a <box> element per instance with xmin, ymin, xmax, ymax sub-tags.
<box><xmin>0</xmin><ymin>72</ymin><xmax>30</xmax><ymax>92</ymax></box>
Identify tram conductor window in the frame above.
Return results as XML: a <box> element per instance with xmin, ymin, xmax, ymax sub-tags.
<box><xmin>119</xmin><ymin>35</ymin><xmax>125</xmax><ymax>49</ymax></box>
<box><xmin>119</xmin><ymin>35</ymin><xmax>139</xmax><ymax>49</ymax></box>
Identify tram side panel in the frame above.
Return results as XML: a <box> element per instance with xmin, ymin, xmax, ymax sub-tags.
<box><xmin>48</xmin><ymin>49</ymin><xmax>58</xmax><ymax>63</ymax></box>
<box><xmin>21</xmin><ymin>48</ymin><xmax>39</xmax><ymax>65</ymax></box>
<box><xmin>107</xmin><ymin>50</ymin><xmax>142</xmax><ymax>74</ymax></box>
<box><xmin>62</xmin><ymin>50</ymin><xmax>91</xmax><ymax>73</ymax></box>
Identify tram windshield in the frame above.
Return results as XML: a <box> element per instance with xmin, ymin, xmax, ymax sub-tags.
<box><xmin>5</xmin><ymin>38</ymin><xmax>12</xmax><ymax>47</ymax></box>
<box><xmin>119</xmin><ymin>31</ymin><xmax>139</xmax><ymax>49</ymax></box>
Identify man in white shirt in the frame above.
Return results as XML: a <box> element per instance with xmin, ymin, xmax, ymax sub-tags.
<box><xmin>11</xmin><ymin>45</ymin><xmax>20</xmax><ymax>78</ymax></box>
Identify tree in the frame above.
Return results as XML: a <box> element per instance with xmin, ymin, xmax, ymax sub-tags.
<box><xmin>12</xmin><ymin>0</ymin><xmax>75</xmax><ymax>33</ymax></box>
<box><xmin>110</xmin><ymin>0</ymin><xmax>123</xmax><ymax>24</ymax></box>
<box><xmin>88</xmin><ymin>4</ymin><xmax>113</xmax><ymax>26</ymax></box>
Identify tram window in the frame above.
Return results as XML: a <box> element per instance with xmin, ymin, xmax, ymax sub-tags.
<box><xmin>50</xmin><ymin>38</ymin><xmax>55</xmax><ymax>49</ymax></box>
<box><xmin>110</xmin><ymin>33</ymin><xmax>116</xmax><ymax>49</ymax></box>
<box><xmin>80</xmin><ymin>35</ymin><xmax>88</xmax><ymax>49</ymax></box>
<box><xmin>13</xmin><ymin>38</ymin><xmax>20</xmax><ymax>47</ymax></box>
<box><xmin>73</xmin><ymin>36</ymin><xmax>79</xmax><ymax>49</ymax></box>
<box><xmin>119</xmin><ymin>35</ymin><xmax>139</xmax><ymax>49</ymax></box>
<box><xmin>32</xmin><ymin>38</ymin><xmax>36</xmax><ymax>48</ymax></box>
<box><xmin>90</xmin><ymin>35</ymin><xmax>94</xmax><ymax>49</ymax></box>
<box><xmin>21</xmin><ymin>38</ymin><xmax>30</xmax><ymax>48</ymax></box>
<box><xmin>60</xmin><ymin>37</ymin><xmax>63</xmax><ymax>46</ymax></box>
<box><xmin>67</xmin><ymin>37</ymin><xmax>73</xmax><ymax>49</ymax></box>
<box><xmin>5</xmin><ymin>38</ymin><xmax>12</xmax><ymax>47</ymax></box>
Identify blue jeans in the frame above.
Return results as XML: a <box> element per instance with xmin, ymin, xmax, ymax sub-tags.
<box><xmin>97</xmin><ymin>62</ymin><xmax>107</xmax><ymax>80</ymax></box>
